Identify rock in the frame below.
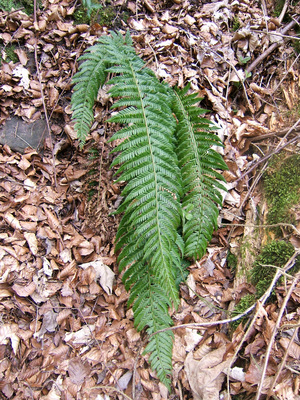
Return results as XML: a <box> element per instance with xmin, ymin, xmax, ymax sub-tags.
<box><xmin>0</xmin><ymin>116</ymin><xmax>48</xmax><ymax>153</ymax></box>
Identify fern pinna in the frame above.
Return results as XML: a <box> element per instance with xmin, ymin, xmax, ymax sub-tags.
<box><xmin>71</xmin><ymin>31</ymin><xmax>227</xmax><ymax>389</ymax></box>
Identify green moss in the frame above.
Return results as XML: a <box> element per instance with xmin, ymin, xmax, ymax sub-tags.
<box><xmin>98</xmin><ymin>6</ymin><xmax>116</xmax><ymax>26</ymax></box>
<box><xmin>227</xmin><ymin>250</ymin><xmax>238</xmax><ymax>272</ymax></box>
<box><xmin>273</xmin><ymin>0</ymin><xmax>285</xmax><ymax>17</ymax></box>
<box><xmin>231</xmin><ymin>294</ymin><xmax>256</xmax><ymax>330</ymax></box>
<box><xmin>232</xmin><ymin>240</ymin><xmax>299</xmax><ymax>330</ymax></box>
<box><xmin>264</xmin><ymin>154</ymin><xmax>300</xmax><ymax>235</ymax></box>
<box><xmin>0</xmin><ymin>44</ymin><xmax>18</xmax><ymax>64</ymax></box>
<box><xmin>232</xmin><ymin>16</ymin><xmax>241</xmax><ymax>31</ymax></box>
<box><xmin>74</xmin><ymin>3</ymin><xmax>116</xmax><ymax>27</ymax></box>
<box><xmin>0</xmin><ymin>0</ymin><xmax>41</xmax><ymax>14</ymax></box>
<box><xmin>251</xmin><ymin>240</ymin><xmax>297</xmax><ymax>298</ymax></box>
<box><xmin>74</xmin><ymin>5</ymin><xmax>91</xmax><ymax>25</ymax></box>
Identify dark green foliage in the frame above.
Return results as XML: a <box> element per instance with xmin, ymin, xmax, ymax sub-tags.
<box><xmin>71</xmin><ymin>31</ymin><xmax>227</xmax><ymax>388</ymax></box>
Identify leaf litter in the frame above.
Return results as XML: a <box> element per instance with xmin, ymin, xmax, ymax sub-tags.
<box><xmin>0</xmin><ymin>0</ymin><xmax>300</xmax><ymax>399</ymax></box>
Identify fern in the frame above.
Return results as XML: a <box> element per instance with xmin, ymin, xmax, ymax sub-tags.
<box><xmin>71</xmin><ymin>31</ymin><xmax>227</xmax><ymax>389</ymax></box>
<box><xmin>172</xmin><ymin>86</ymin><xmax>227</xmax><ymax>259</ymax></box>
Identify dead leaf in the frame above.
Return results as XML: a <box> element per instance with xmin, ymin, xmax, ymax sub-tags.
<box><xmin>68</xmin><ymin>357</ymin><xmax>91</xmax><ymax>385</ymax></box>
<box><xmin>185</xmin><ymin>347</ymin><xmax>232</xmax><ymax>400</ymax></box>
<box><xmin>279</xmin><ymin>337</ymin><xmax>300</xmax><ymax>359</ymax></box>
<box><xmin>24</xmin><ymin>231</ymin><xmax>38</xmax><ymax>255</ymax></box>
<box><xmin>79</xmin><ymin>259</ymin><xmax>115</xmax><ymax>295</ymax></box>
<box><xmin>12</xmin><ymin>281</ymin><xmax>36</xmax><ymax>297</ymax></box>
<box><xmin>0</xmin><ymin>324</ymin><xmax>19</xmax><ymax>354</ymax></box>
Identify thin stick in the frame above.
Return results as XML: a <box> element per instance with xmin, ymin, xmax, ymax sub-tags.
<box><xmin>278</xmin><ymin>0</ymin><xmax>290</xmax><ymax>24</ymax></box>
<box><xmin>222</xmin><ymin>222</ymin><xmax>300</xmax><ymax>236</ymax></box>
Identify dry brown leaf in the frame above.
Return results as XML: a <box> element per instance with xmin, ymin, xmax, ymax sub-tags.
<box><xmin>24</xmin><ymin>231</ymin><xmax>38</xmax><ymax>255</ymax></box>
<box><xmin>12</xmin><ymin>281</ymin><xmax>36</xmax><ymax>297</ymax></box>
<box><xmin>279</xmin><ymin>337</ymin><xmax>300</xmax><ymax>359</ymax></box>
<box><xmin>0</xmin><ymin>324</ymin><xmax>20</xmax><ymax>354</ymax></box>
<box><xmin>79</xmin><ymin>259</ymin><xmax>115</xmax><ymax>295</ymax></box>
<box><xmin>185</xmin><ymin>346</ymin><xmax>232</xmax><ymax>400</ymax></box>
<box><xmin>68</xmin><ymin>357</ymin><xmax>91</xmax><ymax>385</ymax></box>
<box><xmin>4</xmin><ymin>212</ymin><xmax>22</xmax><ymax>230</ymax></box>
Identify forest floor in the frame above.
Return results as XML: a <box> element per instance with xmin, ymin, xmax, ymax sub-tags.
<box><xmin>0</xmin><ymin>0</ymin><xmax>300</xmax><ymax>399</ymax></box>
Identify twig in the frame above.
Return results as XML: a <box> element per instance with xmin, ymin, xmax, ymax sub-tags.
<box><xmin>227</xmin><ymin>251</ymin><xmax>300</xmax><ymax>400</ymax></box>
<box><xmin>247</xmin><ymin>17</ymin><xmax>300</xmax><ymax>73</ymax></box>
<box><xmin>255</xmin><ymin>271</ymin><xmax>300</xmax><ymax>400</ymax></box>
<box><xmin>33</xmin><ymin>0</ymin><xmax>57</xmax><ymax>187</ymax></box>
<box><xmin>249</xmin><ymin>125</ymin><xmax>300</xmax><ymax>142</ymax></box>
<box><xmin>148</xmin><ymin>250</ymin><xmax>299</xmax><ymax>332</ymax></box>
<box><xmin>278</xmin><ymin>0</ymin><xmax>290</xmax><ymax>24</ymax></box>
<box><xmin>271</xmin><ymin>52</ymin><xmax>300</xmax><ymax>94</ymax></box>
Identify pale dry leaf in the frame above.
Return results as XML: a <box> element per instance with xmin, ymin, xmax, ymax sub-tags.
<box><xmin>23</xmin><ymin>178</ymin><xmax>36</xmax><ymax>190</ymax></box>
<box><xmin>4</xmin><ymin>212</ymin><xmax>22</xmax><ymax>230</ymax></box>
<box><xmin>279</xmin><ymin>337</ymin><xmax>300</xmax><ymax>359</ymax></box>
<box><xmin>14</xmin><ymin>48</ymin><xmax>28</xmax><ymax>65</ymax></box>
<box><xmin>64</xmin><ymin>325</ymin><xmax>95</xmax><ymax>344</ymax></box>
<box><xmin>117</xmin><ymin>370</ymin><xmax>132</xmax><ymax>391</ymax></box>
<box><xmin>24</xmin><ymin>231</ymin><xmax>38</xmax><ymax>255</ymax></box>
<box><xmin>0</xmin><ymin>324</ymin><xmax>20</xmax><ymax>354</ymax></box>
<box><xmin>185</xmin><ymin>346</ymin><xmax>232</xmax><ymax>400</ymax></box>
<box><xmin>42</xmin><ymin>257</ymin><xmax>52</xmax><ymax>277</ymax></box>
<box><xmin>42</xmin><ymin>206</ymin><xmax>61</xmax><ymax>231</ymax></box>
<box><xmin>79</xmin><ymin>259</ymin><xmax>115</xmax><ymax>295</ymax></box>
<box><xmin>41</xmin><ymin>385</ymin><xmax>61</xmax><ymax>400</ymax></box>
<box><xmin>186</xmin><ymin>273</ymin><xmax>196</xmax><ymax>298</ymax></box>
<box><xmin>68</xmin><ymin>357</ymin><xmax>91</xmax><ymax>385</ymax></box>
<box><xmin>12</xmin><ymin>66</ymin><xmax>30</xmax><ymax>89</ymax></box>
<box><xmin>184</xmin><ymin>328</ymin><xmax>203</xmax><ymax>352</ymax></box>
<box><xmin>229</xmin><ymin>367</ymin><xmax>245</xmax><ymax>382</ymax></box>
<box><xmin>12</xmin><ymin>281</ymin><xmax>36</xmax><ymax>297</ymax></box>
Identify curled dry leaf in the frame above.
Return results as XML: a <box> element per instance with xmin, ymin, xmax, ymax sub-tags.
<box><xmin>79</xmin><ymin>259</ymin><xmax>115</xmax><ymax>295</ymax></box>
<box><xmin>184</xmin><ymin>345</ymin><xmax>232</xmax><ymax>400</ymax></box>
<box><xmin>0</xmin><ymin>323</ymin><xmax>20</xmax><ymax>355</ymax></box>
<box><xmin>24</xmin><ymin>231</ymin><xmax>38</xmax><ymax>255</ymax></box>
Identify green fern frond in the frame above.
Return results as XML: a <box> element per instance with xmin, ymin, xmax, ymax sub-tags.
<box><xmin>107</xmin><ymin>58</ymin><xmax>183</xmax><ymax>306</ymax></box>
<box><xmin>71</xmin><ymin>31</ymin><xmax>228</xmax><ymax>390</ymax></box>
<box><xmin>173</xmin><ymin>86</ymin><xmax>228</xmax><ymax>259</ymax></box>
